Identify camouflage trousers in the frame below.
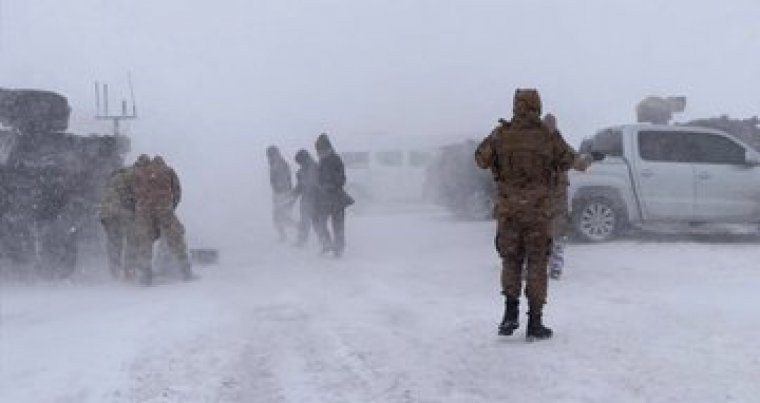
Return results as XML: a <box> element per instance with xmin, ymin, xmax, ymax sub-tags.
<box><xmin>100</xmin><ymin>214</ymin><xmax>136</xmax><ymax>279</ymax></box>
<box><xmin>495</xmin><ymin>212</ymin><xmax>552</xmax><ymax>307</ymax></box>
<box><xmin>552</xmin><ymin>188</ymin><xmax>572</xmax><ymax>239</ymax></box>
<box><xmin>133</xmin><ymin>207</ymin><xmax>190</xmax><ymax>281</ymax></box>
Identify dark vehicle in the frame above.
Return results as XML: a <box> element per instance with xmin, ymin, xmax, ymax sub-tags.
<box><xmin>0</xmin><ymin>88</ymin><xmax>129</xmax><ymax>278</ymax></box>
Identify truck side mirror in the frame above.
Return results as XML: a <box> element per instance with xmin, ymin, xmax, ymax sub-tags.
<box><xmin>590</xmin><ymin>151</ymin><xmax>606</xmax><ymax>162</ymax></box>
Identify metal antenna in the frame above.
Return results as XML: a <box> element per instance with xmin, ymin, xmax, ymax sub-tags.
<box><xmin>128</xmin><ymin>71</ymin><xmax>137</xmax><ymax>117</ymax></box>
<box><xmin>95</xmin><ymin>81</ymin><xmax>100</xmax><ymax>116</ymax></box>
<box><xmin>94</xmin><ymin>73</ymin><xmax>138</xmax><ymax>136</ymax></box>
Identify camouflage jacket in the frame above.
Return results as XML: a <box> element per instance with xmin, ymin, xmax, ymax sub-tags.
<box><xmin>475</xmin><ymin>119</ymin><xmax>578</xmax><ymax>216</ymax></box>
<box><xmin>133</xmin><ymin>162</ymin><xmax>181</xmax><ymax>210</ymax></box>
<box><xmin>549</xmin><ymin>129</ymin><xmax>573</xmax><ymax>210</ymax></box>
<box><xmin>99</xmin><ymin>167</ymin><xmax>135</xmax><ymax>219</ymax></box>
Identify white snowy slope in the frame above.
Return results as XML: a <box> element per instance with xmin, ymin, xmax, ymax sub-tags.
<box><xmin>2</xmin><ymin>208</ymin><xmax>760</xmax><ymax>403</ymax></box>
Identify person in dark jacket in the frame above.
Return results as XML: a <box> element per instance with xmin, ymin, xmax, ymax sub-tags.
<box><xmin>292</xmin><ymin>149</ymin><xmax>320</xmax><ymax>247</ymax></box>
<box><xmin>314</xmin><ymin>134</ymin><xmax>353</xmax><ymax>257</ymax></box>
<box><xmin>266</xmin><ymin>145</ymin><xmax>295</xmax><ymax>241</ymax></box>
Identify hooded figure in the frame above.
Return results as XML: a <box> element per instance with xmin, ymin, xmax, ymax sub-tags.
<box><xmin>313</xmin><ymin>133</ymin><xmax>352</xmax><ymax>257</ymax></box>
<box><xmin>266</xmin><ymin>145</ymin><xmax>296</xmax><ymax>241</ymax></box>
<box><xmin>475</xmin><ymin>89</ymin><xmax>587</xmax><ymax>341</ymax></box>
<box><xmin>543</xmin><ymin>113</ymin><xmax>572</xmax><ymax>280</ymax></box>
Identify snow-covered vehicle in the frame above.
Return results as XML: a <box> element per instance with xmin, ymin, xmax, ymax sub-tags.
<box><xmin>0</xmin><ymin>88</ymin><xmax>129</xmax><ymax>278</ymax></box>
<box><xmin>424</xmin><ymin>140</ymin><xmax>494</xmax><ymax>219</ymax></box>
<box><xmin>570</xmin><ymin>124</ymin><xmax>760</xmax><ymax>242</ymax></box>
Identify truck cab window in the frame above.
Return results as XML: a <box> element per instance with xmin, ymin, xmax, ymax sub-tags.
<box><xmin>375</xmin><ymin>150</ymin><xmax>404</xmax><ymax>167</ymax></box>
<box><xmin>639</xmin><ymin>131</ymin><xmax>691</xmax><ymax>162</ymax></box>
<box><xmin>687</xmin><ymin>132</ymin><xmax>746</xmax><ymax>165</ymax></box>
<box><xmin>592</xmin><ymin>129</ymin><xmax>623</xmax><ymax>157</ymax></box>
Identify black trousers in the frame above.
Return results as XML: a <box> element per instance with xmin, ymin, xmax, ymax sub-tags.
<box><xmin>314</xmin><ymin>204</ymin><xmax>345</xmax><ymax>254</ymax></box>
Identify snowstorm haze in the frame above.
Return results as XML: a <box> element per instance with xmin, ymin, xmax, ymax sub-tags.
<box><xmin>1</xmin><ymin>0</ymin><xmax>759</xmax><ymax>253</ymax></box>
<box><xmin>6</xmin><ymin>2</ymin><xmax>760</xmax><ymax>402</ymax></box>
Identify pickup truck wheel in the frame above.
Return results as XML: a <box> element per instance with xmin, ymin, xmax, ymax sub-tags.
<box><xmin>573</xmin><ymin>197</ymin><xmax>619</xmax><ymax>242</ymax></box>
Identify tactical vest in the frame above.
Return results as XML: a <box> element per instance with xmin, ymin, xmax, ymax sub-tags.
<box><xmin>492</xmin><ymin>125</ymin><xmax>556</xmax><ymax>216</ymax></box>
<box><xmin>99</xmin><ymin>169</ymin><xmax>135</xmax><ymax>218</ymax></box>
<box><xmin>493</xmin><ymin>126</ymin><xmax>554</xmax><ymax>190</ymax></box>
<box><xmin>133</xmin><ymin>164</ymin><xmax>174</xmax><ymax>209</ymax></box>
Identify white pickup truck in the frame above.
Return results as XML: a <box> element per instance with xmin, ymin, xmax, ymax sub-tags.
<box><xmin>569</xmin><ymin>124</ymin><xmax>760</xmax><ymax>241</ymax></box>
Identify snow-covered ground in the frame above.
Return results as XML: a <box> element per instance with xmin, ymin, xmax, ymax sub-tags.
<box><xmin>2</xmin><ymin>207</ymin><xmax>760</xmax><ymax>403</ymax></box>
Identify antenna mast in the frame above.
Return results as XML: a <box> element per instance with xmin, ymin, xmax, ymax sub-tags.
<box><xmin>94</xmin><ymin>73</ymin><xmax>138</xmax><ymax>136</ymax></box>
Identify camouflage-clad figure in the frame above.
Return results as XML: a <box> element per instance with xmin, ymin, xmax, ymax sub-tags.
<box><xmin>544</xmin><ymin>114</ymin><xmax>571</xmax><ymax>280</ymax></box>
<box><xmin>132</xmin><ymin>155</ymin><xmax>193</xmax><ymax>285</ymax></box>
<box><xmin>475</xmin><ymin>89</ymin><xmax>587</xmax><ymax>341</ymax></box>
<box><xmin>99</xmin><ymin>163</ymin><xmax>137</xmax><ymax>279</ymax></box>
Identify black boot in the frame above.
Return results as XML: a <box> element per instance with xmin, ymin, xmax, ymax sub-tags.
<box><xmin>526</xmin><ymin>311</ymin><xmax>553</xmax><ymax>341</ymax></box>
<box><xmin>498</xmin><ymin>297</ymin><xmax>520</xmax><ymax>336</ymax></box>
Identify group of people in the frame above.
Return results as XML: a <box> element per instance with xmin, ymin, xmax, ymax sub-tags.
<box><xmin>99</xmin><ymin>154</ymin><xmax>194</xmax><ymax>286</ymax></box>
<box><xmin>476</xmin><ymin>88</ymin><xmax>596</xmax><ymax>341</ymax></box>
<box><xmin>96</xmin><ymin>90</ymin><xmax>583</xmax><ymax>338</ymax></box>
<box><xmin>267</xmin><ymin>133</ymin><xmax>353</xmax><ymax>258</ymax></box>
<box><xmin>266</xmin><ymin>133</ymin><xmax>354</xmax><ymax>257</ymax></box>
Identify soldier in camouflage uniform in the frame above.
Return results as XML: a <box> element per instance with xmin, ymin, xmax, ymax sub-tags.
<box><xmin>132</xmin><ymin>155</ymin><xmax>193</xmax><ymax>285</ymax></box>
<box><xmin>544</xmin><ymin>114</ymin><xmax>571</xmax><ymax>280</ymax></box>
<box><xmin>475</xmin><ymin>89</ymin><xmax>588</xmax><ymax>341</ymax></box>
<box><xmin>99</xmin><ymin>161</ymin><xmax>138</xmax><ymax>279</ymax></box>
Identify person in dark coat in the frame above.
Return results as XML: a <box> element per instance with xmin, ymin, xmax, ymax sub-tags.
<box><xmin>313</xmin><ymin>134</ymin><xmax>352</xmax><ymax>257</ymax></box>
<box><xmin>292</xmin><ymin>149</ymin><xmax>320</xmax><ymax>247</ymax></box>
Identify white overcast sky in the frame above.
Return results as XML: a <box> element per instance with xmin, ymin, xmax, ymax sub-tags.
<box><xmin>1</xmin><ymin>0</ymin><xmax>759</xmax><ymax>245</ymax></box>
<box><xmin>2</xmin><ymin>0</ymin><xmax>758</xmax><ymax>145</ymax></box>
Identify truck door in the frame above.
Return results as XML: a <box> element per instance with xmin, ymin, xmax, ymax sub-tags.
<box><xmin>634</xmin><ymin>131</ymin><xmax>695</xmax><ymax>220</ymax></box>
<box><xmin>687</xmin><ymin>132</ymin><xmax>760</xmax><ymax>221</ymax></box>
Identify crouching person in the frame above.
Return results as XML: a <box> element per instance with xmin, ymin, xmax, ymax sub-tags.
<box><xmin>99</xmin><ymin>163</ymin><xmax>137</xmax><ymax>280</ymax></box>
<box><xmin>132</xmin><ymin>155</ymin><xmax>194</xmax><ymax>285</ymax></box>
